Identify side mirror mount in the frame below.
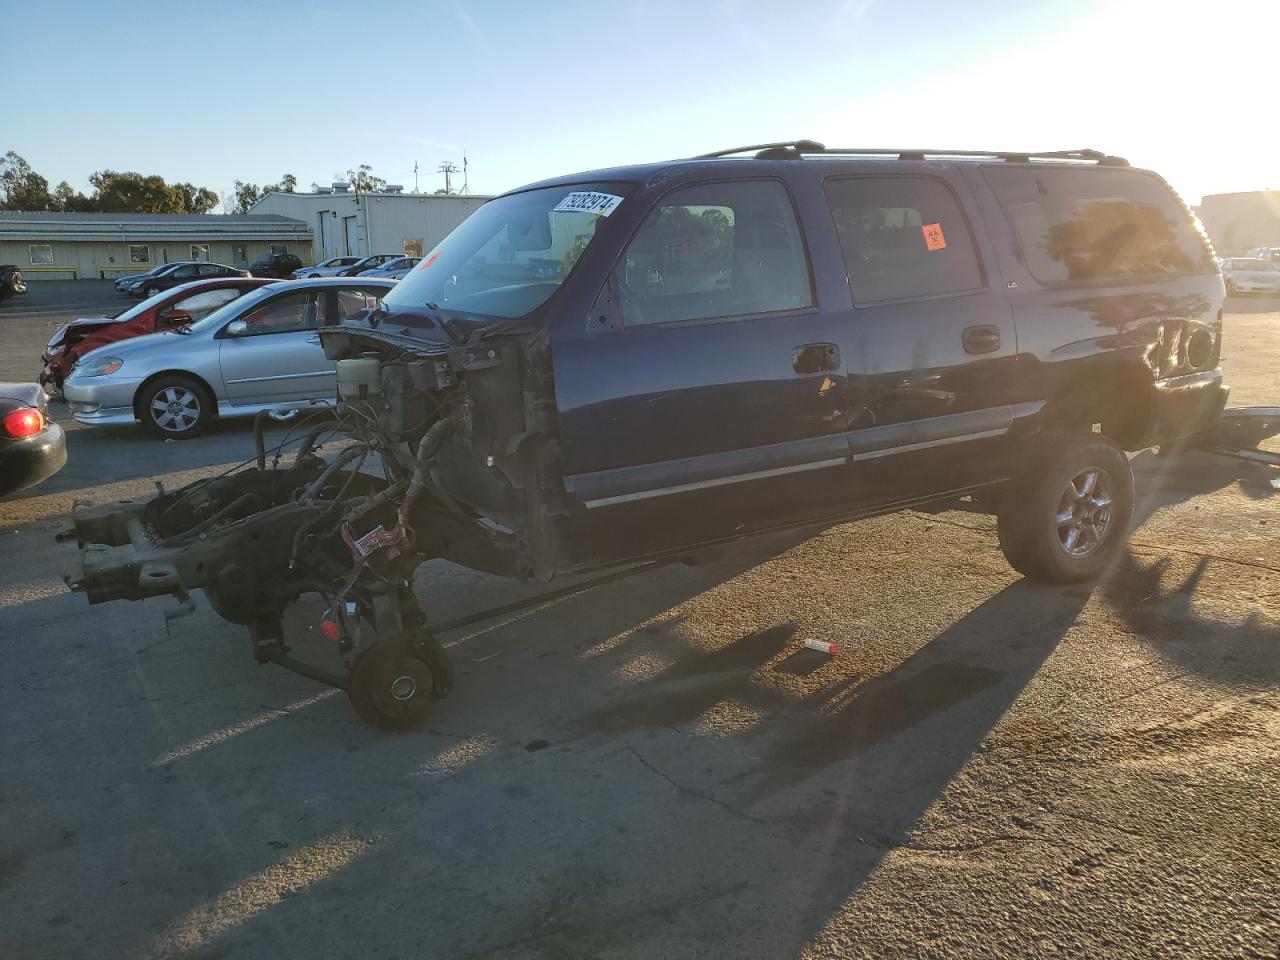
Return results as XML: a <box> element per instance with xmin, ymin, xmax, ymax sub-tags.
<box><xmin>225</xmin><ymin>319</ymin><xmax>249</xmax><ymax>337</ymax></box>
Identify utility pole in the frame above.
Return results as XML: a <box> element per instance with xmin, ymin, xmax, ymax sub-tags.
<box><xmin>462</xmin><ymin>152</ymin><xmax>469</xmax><ymax>195</ymax></box>
<box><xmin>437</xmin><ymin>161</ymin><xmax>460</xmax><ymax>195</ymax></box>
<box><xmin>413</xmin><ymin>161</ymin><xmax>419</xmax><ymax>194</ymax></box>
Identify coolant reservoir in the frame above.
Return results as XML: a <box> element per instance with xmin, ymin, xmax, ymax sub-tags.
<box><xmin>336</xmin><ymin>356</ymin><xmax>383</xmax><ymax>401</ymax></box>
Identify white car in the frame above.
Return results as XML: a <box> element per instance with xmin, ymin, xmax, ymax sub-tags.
<box><xmin>1245</xmin><ymin>246</ymin><xmax>1280</xmax><ymax>266</ymax></box>
<box><xmin>291</xmin><ymin>256</ymin><xmax>363</xmax><ymax>279</ymax></box>
<box><xmin>1222</xmin><ymin>257</ymin><xmax>1280</xmax><ymax>295</ymax></box>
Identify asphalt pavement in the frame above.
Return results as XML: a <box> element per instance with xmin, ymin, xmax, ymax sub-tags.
<box><xmin>1</xmin><ymin>282</ymin><xmax>1277</xmax><ymax>959</ymax></box>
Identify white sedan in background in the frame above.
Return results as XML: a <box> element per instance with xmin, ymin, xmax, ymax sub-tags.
<box><xmin>1221</xmin><ymin>258</ymin><xmax>1280</xmax><ymax>295</ymax></box>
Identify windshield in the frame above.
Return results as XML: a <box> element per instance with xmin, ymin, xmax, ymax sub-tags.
<box><xmin>382</xmin><ymin>183</ymin><xmax>626</xmax><ymax>320</ymax></box>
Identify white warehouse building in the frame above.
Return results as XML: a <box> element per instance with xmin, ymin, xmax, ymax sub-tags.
<box><xmin>250</xmin><ymin>186</ymin><xmax>491</xmax><ymax>264</ymax></box>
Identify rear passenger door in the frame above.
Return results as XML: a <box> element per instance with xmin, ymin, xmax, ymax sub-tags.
<box><xmin>824</xmin><ymin>174</ymin><xmax>1023</xmax><ymax>501</ymax></box>
<box><xmin>553</xmin><ymin>178</ymin><xmax>853</xmax><ymax>564</ymax></box>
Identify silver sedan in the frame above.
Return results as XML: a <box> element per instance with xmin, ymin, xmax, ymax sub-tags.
<box><xmin>64</xmin><ymin>278</ymin><xmax>395</xmax><ymax>438</ymax></box>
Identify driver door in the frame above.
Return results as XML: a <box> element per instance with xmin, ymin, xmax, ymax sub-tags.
<box><xmin>218</xmin><ymin>289</ymin><xmax>335</xmax><ymax>405</ymax></box>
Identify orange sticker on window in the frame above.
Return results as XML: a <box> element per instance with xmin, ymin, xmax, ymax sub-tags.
<box><xmin>922</xmin><ymin>223</ymin><xmax>947</xmax><ymax>251</ymax></box>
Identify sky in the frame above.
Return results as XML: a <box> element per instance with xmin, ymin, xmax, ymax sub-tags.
<box><xmin>6</xmin><ymin>0</ymin><xmax>1278</xmax><ymax>206</ymax></box>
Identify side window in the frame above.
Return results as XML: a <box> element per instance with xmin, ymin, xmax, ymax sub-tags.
<box><xmin>982</xmin><ymin>167</ymin><xmax>1216</xmax><ymax>284</ymax></box>
<box><xmin>620</xmin><ymin>180</ymin><xmax>812</xmax><ymax>327</ymax></box>
<box><xmin>239</xmin><ymin>292</ymin><xmax>317</xmax><ymax>335</ymax></box>
<box><xmin>824</xmin><ymin>177</ymin><xmax>983</xmax><ymax>304</ymax></box>
<box><xmin>334</xmin><ymin>288</ymin><xmax>384</xmax><ymax>322</ymax></box>
<box><xmin>198</xmin><ymin>264</ymin><xmax>221</xmax><ymax>277</ymax></box>
<box><xmin>174</xmin><ymin>264</ymin><xmax>199</xmax><ymax>278</ymax></box>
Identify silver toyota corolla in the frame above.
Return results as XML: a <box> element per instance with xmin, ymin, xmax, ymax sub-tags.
<box><xmin>64</xmin><ymin>277</ymin><xmax>394</xmax><ymax>439</ymax></box>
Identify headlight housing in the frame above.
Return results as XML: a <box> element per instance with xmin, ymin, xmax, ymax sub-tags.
<box><xmin>73</xmin><ymin>356</ymin><xmax>124</xmax><ymax>378</ymax></box>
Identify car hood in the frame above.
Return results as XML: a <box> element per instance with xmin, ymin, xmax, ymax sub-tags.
<box><xmin>76</xmin><ymin>325</ymin><xmax>207</xmax><ymax>365</ymax></box>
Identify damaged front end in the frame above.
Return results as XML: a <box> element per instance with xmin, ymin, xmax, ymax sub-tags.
<box><xmin>61</xmin><ymin>312</ymin><xmax>562</xmax><ymax>728</ymax></box>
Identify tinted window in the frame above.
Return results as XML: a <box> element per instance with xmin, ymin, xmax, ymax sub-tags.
<box><xmin>824</xmin><ymin>176</ymin><xmax>983</xmax><ymax>303</ymax></box>
<box><xmin>173</xmin><ymin>265</ymin><xmax>199</xmax><ymax>278</ymax></box>
<box><xmin>620</xmin><ymin>180</ymin><xmax>811</xmax><ymax>326</ymax></box>
<box><xmin>198</xmin><ymin>264</ymin><xmax>221</xmax><ymax>276</ymax></box>
<box><xmin>983</xmin><ymin>167</ymin><xmax>1215</xmax><ymax>284</ymax></box>
<box><xmin>239</xmin><ymin>292</ymin><xmax>317</xmax><ymax>334</ymax></box>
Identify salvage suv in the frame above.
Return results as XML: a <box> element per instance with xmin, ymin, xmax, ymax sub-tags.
<box><xmin>64</xmin><ymin>142</ymin><xmax>1227</xmax><ymax>728</ymax></box>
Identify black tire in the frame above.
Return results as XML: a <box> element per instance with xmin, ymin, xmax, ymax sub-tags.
<box><xmin>348</xmin><ymin>639</ymin><xmax>438</xmax><ymax>730</ymax></box>
<box><xmin>144</xmin><ymin>284</ymin><xmax>162</xmax><ymax>298</ymax></box>
<box><xmin>138</xmin><ymin>375</ymin><xmax>213</xmax><ymax>439</ymax></box>
<box><xmin>996</xmin><ymin>430</ymin><xmax>1134</xmax><ymax>583</ymax></box>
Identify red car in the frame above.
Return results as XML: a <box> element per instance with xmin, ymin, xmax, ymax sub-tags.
<box><xmin>40</xmin><ymin>278</ymin><xmax>277</xmax><ymax>393</ymax></box>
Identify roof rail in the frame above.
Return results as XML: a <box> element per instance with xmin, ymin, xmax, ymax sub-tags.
<box><xmin>695</xmin><ymin>140</ymin><xmax>827</xmax><ymax>159</ymax></box>
<box><xmin>696</xmin><ymin>143</ymin><xmax>1129</xmax><ymax>166</ymax></box>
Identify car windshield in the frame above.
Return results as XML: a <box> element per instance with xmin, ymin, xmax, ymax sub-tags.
<box><xmin>381</xmin><ymin>183</ymin><xmax>626</xmax><ymax>320</ymax></box>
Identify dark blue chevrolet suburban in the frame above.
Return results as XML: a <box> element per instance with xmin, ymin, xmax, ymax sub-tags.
<box><xmin>66</xmin><ymin>143</ymin><xmax>1228</xmax><ymax>726</ymax></box>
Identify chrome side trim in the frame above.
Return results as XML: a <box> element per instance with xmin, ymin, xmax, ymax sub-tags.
<box><xmin>224</xmin><ymin>369</ymin><xmax>334</xmax><ymax>385</ymax></box>
<box><xmin>584</xmin><ymin>457</ymin><xmax>847</xmax><ymax>509</ymax></box>
<box><xmin>851</xmin><ymin>427</ymin><xmax>1009</xmax><ymax>462</ymax></box>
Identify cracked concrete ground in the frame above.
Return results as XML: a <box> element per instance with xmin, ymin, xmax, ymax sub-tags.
<box><xmin>1</xmin><ymin>283</ymin><xmax>1278</xmax><ymax>959</ymax></box>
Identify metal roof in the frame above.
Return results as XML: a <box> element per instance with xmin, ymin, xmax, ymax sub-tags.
<box><xmin>0</xmin><ymin>211</ymin><xmax>302</xmax><ymax>224</ymax></box>
<box><xmin>0</xmin><ymin>211</ymin><xmax>311</xmax><ymax>242</ymax></box>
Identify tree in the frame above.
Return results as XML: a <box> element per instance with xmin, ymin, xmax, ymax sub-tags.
<box><xmin>231</xmin><ymin>180</ymin><xmax>263</xmax><ymax>214</ymax></box>
<box><xmin>280</xmin><ymin>173</ymin><xmax>297</xmax><ymax>193</ymax></box>
<box><xmin>89</xmin><ymin>170</ymin><xmax>185</xmax><ymax>213</ymax></box>
<box><xmin>0</xmin><ymin>151</ymin><xmax>53</xmax><ymax>210</ymax></box>
<box><xmin>172</xmin><ymin>182</ymin><xmax>220</xmax><ymax>214</ymax></box>
<box><xmin>347</xmin><ymin>164</ymin><xmax>386</xmax><ymax>193</ymax></box>
<box><xmin>51</xmin><ymin>181</ymin><xmax>94</xmax><ymax>212</ymax></box>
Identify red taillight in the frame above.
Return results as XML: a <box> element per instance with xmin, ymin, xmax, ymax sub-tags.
<box><xmin>2</xmin><ymin>407</ymin><xmax>45</xmax><ymax>439</ymax></box>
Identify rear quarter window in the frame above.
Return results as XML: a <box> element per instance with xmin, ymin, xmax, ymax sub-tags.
<box><xmin>982</xmin><ymin>166</ymin><xmax>1216</xmax><ymax>285</ymax></box>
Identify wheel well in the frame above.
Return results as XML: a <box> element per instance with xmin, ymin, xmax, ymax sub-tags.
<box><xmin>133</xmin><ymin>370</ymin><xmax>218</xmax><ymax>421</ymax></box>
<box><xmin>1042</xmin><ymin>366</ymin><xmax>1155</xmax><ymax>450</ymax></box>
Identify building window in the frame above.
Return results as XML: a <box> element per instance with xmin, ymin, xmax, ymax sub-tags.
<box><xmin>129</xmin><ymin>244</ymin><xmax>150</xmax><ymax>264</ymax></box>
<box><xmin>271</xmin><ymin>244</ymin><xmax>288</xmax><ymax>255</ymax></box>
<box><xmin>190</xmin><ymin>244</ymin><xmax>210</xmax><ymax>262</ymax></box>
<box><xmin>29</xmin><ymin>244</ymin><xmax>54</xmax><ymax>265</ymax></box>
<box><xmin>404</xmin><ymin>239</ymin><xmax>424</xmax><ymax>257</ymax></box>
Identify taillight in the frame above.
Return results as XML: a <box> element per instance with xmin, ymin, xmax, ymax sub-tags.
<box><xmin>2</xmin><ymin>407</ymin><xmax>45</xmax><ymax>438</ymax></box>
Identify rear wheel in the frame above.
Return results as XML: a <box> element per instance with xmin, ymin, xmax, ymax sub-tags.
<box><xmin>144</xmin><ymin>284</ymin><xmax>162</xmax><ymax>298</ymax></box>
<box><xmin>997</xmin><ymin>431</ymin><xmax>1134</xmax><ymax>583</ymax></box>
<box><xmin>138</xmin><ymin>375</ymin><xmax>213</xmax><ymax>439</ymax></box>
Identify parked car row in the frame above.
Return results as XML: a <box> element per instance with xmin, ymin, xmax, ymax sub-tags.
<box><xmin>62</xmin><ymin>277</ymin><xmax>393</xmax><ymax>438</ymax></box>
<box><xmin>290</xmin><ymin>253</ymin><xmax>415</xmax><ymax>279</ymax></box>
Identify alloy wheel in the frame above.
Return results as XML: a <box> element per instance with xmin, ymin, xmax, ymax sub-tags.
<box><xmin>1055</xmin><ymin>467</ymin><xmax>1114</xmax><ymax>558</ymax></box>
<box><xmin>150</xmin><ymin>386</ymin><xmax>201</xmax><ymax>433</ymax></box>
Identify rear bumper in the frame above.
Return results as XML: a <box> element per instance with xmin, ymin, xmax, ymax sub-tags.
<box><xmin>1144</xmin><ymin>369</ymin><xmax>1228</xmax><ymax>446</ymax></box>
<box><xmin>0</xmin><ymin>422</ymin><xmax>67</xmax><ymax>496</ymax></box>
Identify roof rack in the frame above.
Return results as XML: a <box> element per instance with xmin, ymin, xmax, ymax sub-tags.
<box><xmin>696</xmin><ymin>142</ymin><xmax>1129</xmax><ymax>166</ymax></box>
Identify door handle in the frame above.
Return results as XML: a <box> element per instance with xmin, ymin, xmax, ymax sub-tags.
<box><xmin>793</xmin><ymin>342</ymin><xmax>840</xmax><ymax>375</ymax></box>
<box><xmin>962</xmin><ymin>325</ymin><xmax>1001</xmax><ymax>354</ymax></box>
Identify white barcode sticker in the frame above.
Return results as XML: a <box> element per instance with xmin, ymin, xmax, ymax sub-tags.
<box><xmin>553</xmin><ymin>192</ymin><xmax>625</xmax><ymax>217</ymax></box>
